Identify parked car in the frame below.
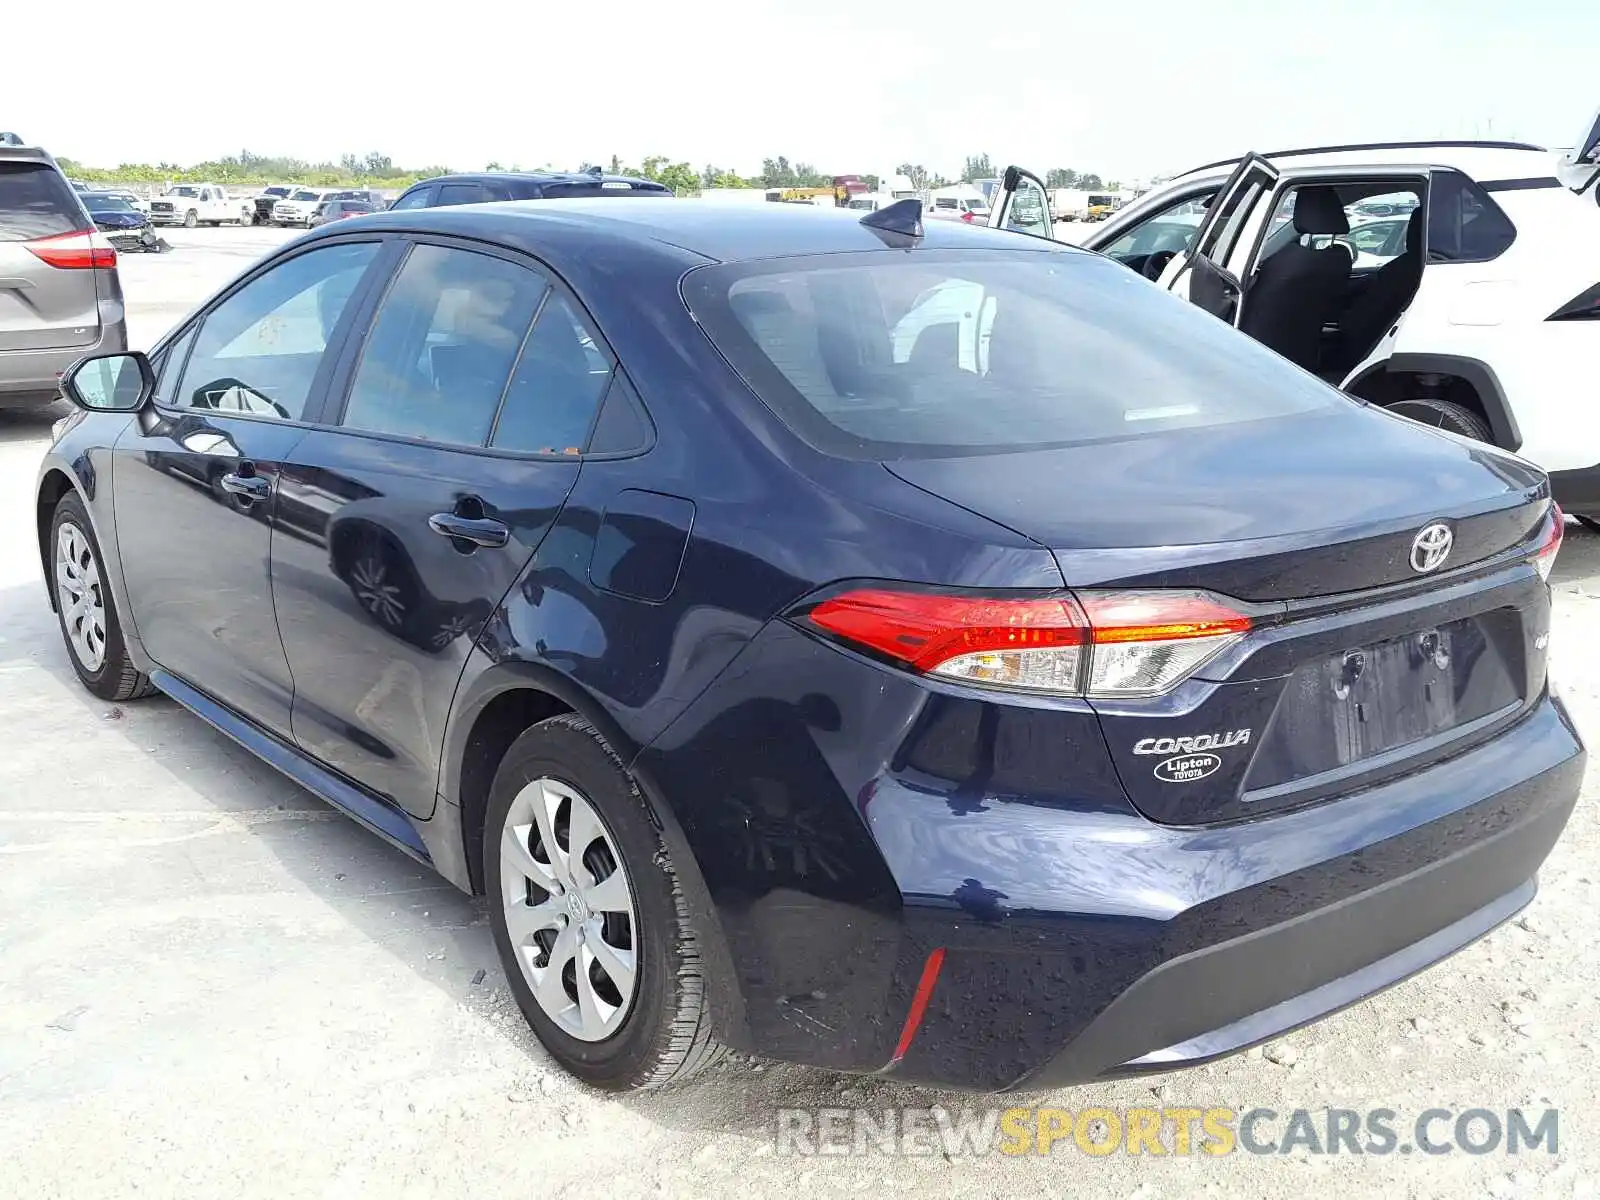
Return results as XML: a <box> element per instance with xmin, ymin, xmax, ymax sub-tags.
<box><xmin>309</xmin><ymin>199</ymin><xmax>380</xmax><ymax>227</ymax></box>
<box><xmin>0</xmin><ymin>143</ymin><xmax>127</xmax><ymax>409</ymax></box>
<box><xmin>35</xmin><ymin>199</ymin><xmax>1581</xmax><ymax>1096</ymax></box>
<box><xmin>387</xmin><ymin>169</ymin><xmax>670</xmax><ymax>210</ymax></box>
<box><xmin>149</xmin><ymin>183</ymin><xmax>252</xmax><ymax>227</ymax></box>
<box><xmin>80</xmin><ymin>190</ymin><xmax>161</xmax><ymax>253</ymax></box>
<box><xmin>0</xmin><ymin>132</ymin><xmax>25</xmax><ymax>147</ymax></box>
<box><xmin>252</xmin><ymin>185</ymin><xmax>294</xmax><ymax>226</ymax></box>
<box><xmin>320</xmin><ymin>188</ymin><xmax>388</xmax><ymax>209</ymax></box>
<box><xmin>271</xmin><ymin>188</ymin><xmax>327</xmax><ymax>227</ymax></box>
<box><xmin>990</xmin><ymin>136</ymin><xmax>1600</xmax><ymax>526</ymax></box>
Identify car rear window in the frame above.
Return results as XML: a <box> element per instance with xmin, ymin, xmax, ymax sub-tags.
<box><xmin>0</xmin><ymin>162</ymin><xmax>86</xmax><ymax>242</ymax></box>
<box><xmin>684</xmin><ymin>249</ymin><xmax>1343</xmax><ymax>459</ymax></box>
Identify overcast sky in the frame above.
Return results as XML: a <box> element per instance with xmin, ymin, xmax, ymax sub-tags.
<box><xmin>11</xmin><ymin>0</ymin><xmax>1598</xmax><ymax>182</ymax></box>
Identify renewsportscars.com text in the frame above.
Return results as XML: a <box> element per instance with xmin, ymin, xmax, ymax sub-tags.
<box><xmin>774</xmin><ymin>1106</ymin><xmax>1559</xmax><ymax>1158</ymax></box>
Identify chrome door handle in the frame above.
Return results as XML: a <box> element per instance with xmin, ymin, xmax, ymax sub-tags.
<box><xmin>219</xmin><ymin>472</ymin><xmax>269</xmax><ymax>500</ymax></box>
<box><xmin>428</xmin><ymin>512</ymin><xmax>510</xmax><ymax>548</ymax></box>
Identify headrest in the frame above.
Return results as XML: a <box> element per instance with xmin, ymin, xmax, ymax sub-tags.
<box><xmin>1293</xmin><ymin>187</ymin><xmax>1349</xmax><ymax>236</ymax></box>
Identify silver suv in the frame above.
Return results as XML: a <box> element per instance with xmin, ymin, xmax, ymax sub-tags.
<box><xmin>0</xmin><ymin>144</ymin><xmax>127</xmax><ymax>409</ymax></box>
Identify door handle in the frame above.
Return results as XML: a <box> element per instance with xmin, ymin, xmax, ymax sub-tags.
<box><xmin>428</xmin><ymin>512</ymin><xmax>510</xmax><ymax>548</ymax></box>
<box><xmin>219</xmin><ymin>471</ymin><xmax>270</xmax><ymax>500</ymax></box>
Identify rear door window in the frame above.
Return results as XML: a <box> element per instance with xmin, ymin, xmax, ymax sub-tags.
<box><xmin>339</xmin><ymin>243</ymin><xmax>548</xmax><ymax>446</ymax></box>
<box><xmin>0</xmin><ymin>162</ymin><xmax>85</xmax><ymax>241</ymax></box>
<box><xmin>435</xmin><ymin>183</ymin><xmax>487</xmax><ymax>207</ymax></box>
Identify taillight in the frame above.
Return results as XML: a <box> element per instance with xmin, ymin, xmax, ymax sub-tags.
<box><xmin>1534</xmin><ymin>502</ymin><xmax>1564</xmax><ymax>581</ymax></box>
<box><xmin>25</xmin><ymin>230</ymin><xmax>116</xmax><ymax>269</ymax></box>
<box><xmin>960</xmin><ymin>211</ymin><xmax>975</xmax><ymax>223</ymax></box>
<box><xmin>801</xmin><ymin>587</ymin><xmax>1252</xmax><ymax>698</ymax></box>
<box><xmin>1548</xmin><ymin>283</ymin><xmax>1600</xmax><ymax>321</ymax></box>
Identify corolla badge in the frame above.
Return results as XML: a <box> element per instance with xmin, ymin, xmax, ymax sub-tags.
<box><xmin>1153</xmin><ymin>753</ymin><xmax>1221</xmax><ymax>783</ymax></box>
<box><xmin>1410</xmin><ymin>522</ymin><xmax>1453</xmax><ymax>574</ymax></box>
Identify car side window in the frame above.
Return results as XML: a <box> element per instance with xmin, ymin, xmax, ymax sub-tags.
<box><xmin>153</xmin><ymin>326</ymin><xmax>197</xmax><ymax>404</ymax></box>
<box><xmin>1428</xmin><ymin>170</ymin><xmax>1516</xmax><ymax>263</ymax></box>
<box><xmin>490</xmin><ymin>291</ymin><xmax>614</xmax><ymax>454</ymax></box>
<box><xmin>172</xmin><ymin>242</ymin><xmax>379</xmax><ymax>421</ymax></box>
<box><xmin>1101</xmin><ymin>192</ymin><xmax>1216</xmax><ymax>267</ymax></box>
<box><xmin>435</xmin><ymin>183</ymin><xmax>485</xmax><ymax>207</ymax></box>
<box><xmin>340</xmin><ymin>243</ymin><xmax>548</xmax><ymax>446</ymax></box>
<box><xmin>389</xmin><ymin>188</ymin><xmax>433</xmax><ymax>211</ymax></box>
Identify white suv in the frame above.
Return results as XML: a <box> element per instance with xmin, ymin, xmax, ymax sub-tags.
<box><xmin>989</xmin><ymin>130</ymin><xmax>1600</xmax><ymax>521</ymax></box>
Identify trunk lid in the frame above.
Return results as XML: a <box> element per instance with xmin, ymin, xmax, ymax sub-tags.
<box><xmin>887</xmin><ymin>405</ymin><xmax>1554</xmax><ymax>826</ymax></box>
<box><xmin>884</xmin><ymin>405</ymin><xmax>1546</xmax><ymax>600</ymax></box>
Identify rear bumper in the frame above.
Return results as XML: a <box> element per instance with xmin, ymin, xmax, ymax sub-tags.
<box><xmin>877</xmin><ymin>692</ymin><xmax>1582</xmax><ymax>1090</ymax></box>
<box><xmin>0</xmin><ymin>321</ymin><xmax>127</xmax><ymax>406</ymax></box>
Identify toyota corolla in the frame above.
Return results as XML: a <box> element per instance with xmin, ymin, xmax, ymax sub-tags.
<box><xmin>35</xmin><ymin>197</ymin><xmax>1582</xmax><ymax>1092</ymax></box>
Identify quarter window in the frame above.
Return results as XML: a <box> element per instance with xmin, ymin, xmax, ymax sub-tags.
<box><xmin>171</xmin><ymin>242</ymin><xmax>378</xmax><ymax>420</ymax></box>
<box><xmin>340</xmin><ymin>243</ymin><xmax>547</xmax><ymax>446</ymax></box>
<box><xmin>1428</xmin><ymin>170</ymin><xmax>1516</xmax><ymax>263</ymax></box>
<box><xmin>490</xmin><ymin>292</ymin><xmax>613</xmax><ymax>454</ymax></box>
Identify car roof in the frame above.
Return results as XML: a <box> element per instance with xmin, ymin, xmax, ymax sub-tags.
<box><xmin>1174</xmin><ymin>140</ymin><xmax>1558</xmax><ymax>188</ymax></box>
<box><xmin>411</xmin><ymin>171</ymin><xmax>670</xmax><ymax>193</ymax></box>
<box><xmin>338</xmin><ymin>196</ymin><xmax>1071</xmax><ymax>264</ymax></box>
<box><xmin>0</xmin><ymin>144</ymin><xmax>59</xmax><ymax>167</ymax></box>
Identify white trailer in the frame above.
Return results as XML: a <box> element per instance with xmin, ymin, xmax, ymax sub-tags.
<box><xmin>1049</xmin><ymin>189</ymin><xmax>1093</xmax><ymax>221</ymax></box>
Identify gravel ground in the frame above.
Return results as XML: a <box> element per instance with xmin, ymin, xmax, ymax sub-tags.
<box><xmin>1</xmin><ymin>227</ymin><xmax>1596</xmax><ymax>1199</ymax></box>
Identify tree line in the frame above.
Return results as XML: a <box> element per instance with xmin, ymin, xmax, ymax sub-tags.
<box><xmin>54</xmin><ymin>148</ymin><xmax>1121</xmax><ymax>194</ymax></box>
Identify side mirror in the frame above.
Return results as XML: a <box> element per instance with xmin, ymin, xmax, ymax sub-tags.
<box><xmin>63</xmin><ymin>351</ymin><xmax>153</xmax><ymax>413</ymax></box>
<box><xmin>1003</xmin><ymin>165</ymin><xmax>1021</xmax><ymax>191</ymax></box>
<box><xmin>1557</xmin><ymin>105</ymin><xmax>1600</xmax><ymax>194</ymax></box>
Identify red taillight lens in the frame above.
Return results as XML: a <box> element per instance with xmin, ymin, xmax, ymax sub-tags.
<box><xmin>1535</xmin><ymin>502</ymin><xmax>1564</xmax><ymax>581</ymax></box>
<box><xmin>960</xmin><ymin>211</ymin><xmax>975</xmax><ymax>223</ymax></box>
<box><xmin>26</xmin><ymin>230</ymin><xmax>116</xmax><ymax>269</ymax></box>
<box><xmin>802</xmin><ymin>588</ymin><xmax>1252</xmax><ymax>697</ymax></box>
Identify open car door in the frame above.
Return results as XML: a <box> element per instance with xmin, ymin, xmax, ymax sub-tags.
<box><xmin>988</xmin><ymin>166</ymin><xmax>1058</xmax><ymax>241</ymax></box>
<box><xmin>1160</xmin><ymin>152</ymin><xmax>1279</xmax><ymax>321</ymax></box>
<box><xmin>1557</xmin><ymin>105</ymin><xmax>1600</xmax><ymax>194</ymax></box>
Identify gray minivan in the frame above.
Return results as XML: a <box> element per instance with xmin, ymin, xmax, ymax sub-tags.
<box><xmin>0</xmin><ymin>145</ymin><xmax>127</xmax><ymax>408</ymax></box>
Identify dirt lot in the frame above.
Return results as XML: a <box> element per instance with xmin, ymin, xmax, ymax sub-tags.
<box><xmin>2</xmin><ymin>227</ymin><xmax>1597</xmax><ymax>1199</ymax></box>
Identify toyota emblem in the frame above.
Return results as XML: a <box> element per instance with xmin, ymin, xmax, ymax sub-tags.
<box><xmin>1410</xmin><ymin>522</ymin><xmax>1454</xmax><ymax>574</ymax></box>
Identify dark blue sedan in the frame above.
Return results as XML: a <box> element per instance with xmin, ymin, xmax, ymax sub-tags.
<box><xmin>35</xmin><ymin>197</ymin><xmax>1582</xmax><ymax>1091</ymax></box>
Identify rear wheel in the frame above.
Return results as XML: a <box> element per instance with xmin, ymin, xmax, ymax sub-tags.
<box><xmin>1385</xmin><ymin>397</ymin><xmax>1492</xmax><ymax>442</ymax></box>
<box><xmin>485</xmin><ymin>714</ymin><xmax>724</xmax><ymax>1090</ymax></box>
<box><xmin>50</xmin><ymin>494</ymin><xmax>155</xmax><ymax>702</ymax></box>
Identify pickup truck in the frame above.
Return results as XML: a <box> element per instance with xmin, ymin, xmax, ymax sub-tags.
<box><xmin>270</xmin><ymin>188</ymin><xmax>327</xmax><ymax>227</ymax></box>
<box><xmin>148</xmin><ymin>183</ymin><xmax>253</xmax><ymax>227</ymax></box>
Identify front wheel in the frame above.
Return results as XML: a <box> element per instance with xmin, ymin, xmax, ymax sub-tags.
<box><xmin>183</xmin><ymin>209</ymin><xmax>198</xmax><ymax>228</ymax></box>
<box><xmin>485</xmin><ymin>715</ymin><xmax>725</xmax><ymax>1090</ymax></box>
<box><xmin>50</xmin><ymin>493</ymin><xmax>156</xmax><ymax>702</ymax></box>
<box><xmin>1385</xmin><ymin>397</ymin><xmax>1492</xmax><ymax>442</ymax></box>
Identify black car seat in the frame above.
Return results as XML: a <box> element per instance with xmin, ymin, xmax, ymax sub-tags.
<box><xmin>1328</xmin><ymin>208</ymin><xmax>1427</xmax><ymax>379</ymax></box>
<box><xmin>1238</xmin><ymin>187</ymin><xmax>1352</xmax><ymax>372</ymax></box>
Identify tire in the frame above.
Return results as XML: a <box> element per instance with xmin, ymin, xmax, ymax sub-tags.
<box><xmin>485</xmin><ymin>714</ymin><xmax>725</xmax><ymax>1090</ymax></box>
<box><xmin>183</xmin><ymin>209</ymin><xmax>198</xmax><ymax>228</ymax></box>
<box><xmin>1385</xmin><ymin>397</ymin><xmax>1492</xmax><ymax>442</ymax></box>
<box><xmin>49</xmin><ymin>492</ymin><xmax>156</xmax><ymax>702</ymax></box>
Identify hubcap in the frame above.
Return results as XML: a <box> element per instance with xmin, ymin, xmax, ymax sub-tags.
<box><xmin>55</xmin><ymin>522</ymin><xmax>107</xmax><ymax>672</ymax></box>
<box><xmin>500</xmin><ymin>777</ymin><xmax>638</xmax><ymax>1042</ymax></box>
